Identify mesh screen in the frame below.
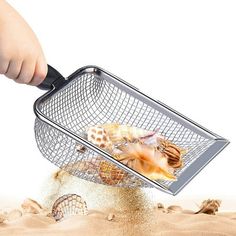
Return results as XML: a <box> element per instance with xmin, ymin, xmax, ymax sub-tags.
<box><xmin>35</xmin><ymin>73</ymin><xmax>215</xmax><ymax>189</ymax></box>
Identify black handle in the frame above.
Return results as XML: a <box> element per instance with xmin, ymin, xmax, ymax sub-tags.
<box><xmin>37</xmin><ymin>65</ymin><xmax>64</xmax><ymax>90</ymax></box>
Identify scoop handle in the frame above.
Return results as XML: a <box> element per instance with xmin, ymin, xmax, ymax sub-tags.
<box><xmin>37</xmin><ymin>65</ymin><xmax>64</xmax><ymax>90</ymax></box>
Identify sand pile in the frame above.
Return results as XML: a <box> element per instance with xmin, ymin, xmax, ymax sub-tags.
<box><xmin>1</xmin><ymin>195</ymin><xmax>236</xmax><ymax>236</ymax></box>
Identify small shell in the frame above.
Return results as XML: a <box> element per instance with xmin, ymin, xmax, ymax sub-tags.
<box><xmin>87</xmin><ymin>126</ymin><xmax>112</xmax><ymax>149</ymax></box>
<box><xmin>21</xmin><ymin>198</ymin><xmax>43</xmax><ymax>214</ymax></box>
<box><xmin>139</xmin><ymin>132</ymin><xmax>164</xmax><ymax>146</ymax></box>
<box><xmin>7</xmin><ymin>209</ymin><xmax>22</xmax><ymax>221</ymax></box>
<box><xmin>0</xmin><ymin>213</ymin><xmax>6</xmax><ymax>223</ymax></box>
<box><xmin>52</xmin><ymin>194</ymin><xmax>88</xmax><ymax>221</ymax></box>
<box><xmin>76</xmin><ymin>144</ymin><xmax>87</xmax><ymax>153</ymax></box>
<box><xmin>157</xmin><ymin>203</ymin><xmax>165</xmax><ymax>209</ymax></box>
<box><xmin>158</xmin><ymin>140</ymin><xmax>186</xmax><ymax>169</ymax></box>
<box><xmin>107</xmin><ymin>213</ymin><xmax>115</xmax><ymax>221</ymax></box>
<box><xmin>167</xmin><ymin>205</ymin><xmax>183</xmax><ymax>213</ymax></box>
<box><xmin>99</xmin><ymin>161</ymin><xmax>127</xmax><ymax>185</ymax></box>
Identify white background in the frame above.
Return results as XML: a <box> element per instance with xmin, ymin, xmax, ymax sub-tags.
<box><xmin>0</xmin><ymin>0</ymin><xmax>235</xmax><ymax>210</ymax></box>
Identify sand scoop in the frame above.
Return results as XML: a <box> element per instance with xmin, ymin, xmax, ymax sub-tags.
<box><xmin>34</xmin><ymin>65</ymin><xmax>229</xmax><ymax>195</ymax></box>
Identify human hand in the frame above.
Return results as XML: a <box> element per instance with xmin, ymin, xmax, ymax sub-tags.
<box><xmin>0</xmin><ymin>0</ymin><xmax>47</xmax><ymax>86</ymax></box>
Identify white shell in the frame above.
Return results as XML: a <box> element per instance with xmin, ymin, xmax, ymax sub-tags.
<box><xmin>21</xmin><ymin>198</ymin><xmax>43</xmax><ymax>214</ymax></box>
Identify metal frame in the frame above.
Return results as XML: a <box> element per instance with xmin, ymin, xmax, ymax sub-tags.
<box><xmin>34</xmin><ymin>66</ymin><xmax>229</xmax><ymax>195</ymax></box>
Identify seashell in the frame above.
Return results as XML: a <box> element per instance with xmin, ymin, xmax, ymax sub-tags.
<box><xmin>7</xmin><ymin>209</ymin><xmax>22</xmax><ymax>221</ymax></box>
<box><xmin>157</xmin><ymin>203</ymin><xmax>165</xmax><ymax>209</ymax></box>
<box><xmin>107</xmin><ymin>213</ymin><xmax>115</xmax><ymax>221</ymax></box>
<box><xmin>21</xmin><ymin>198</ymin><xmax>43</xmax><ymax>214</ymax></box>
<box><xmin>76</xmin><ymin>144</ymin><xmax>87</xmax><ymax>153</ymax></box>
<box><xmin>0</xmin><ymin>213</ymin><xmax>6</xmax><ymax>223</ymax></box>
<box><xmin>139</xmin><ymin>132</ymin><xmax>186</xmax><ymax>169</ymax></box>
<box><xmin>52</xmin><ymin>194</ymin><xmax>88</xmax><ymax>221</ymax></box>
<box><xmin>167</xmin><ymin>205</ymin><xmax>183</xmax><ymax>213</ymax></box>
<box><xmin>158</xmin><ymin>140</ymin><xmax>186</xmax><ymax>169</ymax></box>
<box><xmin>98</xmin><ymin>160</ymin><xmax>127</xmax><ymax>185</ymax></box>
<box><xmin>116</xmin><ymin>143</ymin><xmax>176</xmax><ymax>181</ymax></box>
<box><xmin>195</xmin><ymin>199</ymin><xmax>221</xmax><ymax>215</ymax></box>
<box><xmin>101</xmin><ymin>123</ymin><xmax>155</xmax><ymax>144</ymax></box>
<box><xmin>139</xmin><ymin>132</ymin><xmax>164</xmax><ymax>146</ymax></box>
<box><xmin>87</xmin><ymin>126</ymin><xmax>112</xmax><ymax>149</ymax></box>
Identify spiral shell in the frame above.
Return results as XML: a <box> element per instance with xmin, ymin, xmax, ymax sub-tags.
<box><xmin>52</xmin><ymin>194</ymin><xmax>88</xmax><ymax>221</ymax></box>
<box><xmin>98</xmin><ymin>160</ymin><xmax>127</xmax><ymax>185</ymax></box>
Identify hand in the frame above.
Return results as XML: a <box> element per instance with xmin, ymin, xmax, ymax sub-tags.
<box><xmin>0</xmin><ymin>0</ymin><xmax>47</xmax><ymax>86</ymax></box>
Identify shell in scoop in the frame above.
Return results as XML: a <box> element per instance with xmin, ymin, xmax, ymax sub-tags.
<box><xmin>87</xmin><ymin>126</ymin><xmax>112</xmax><ymax>149</ymax></box>
<box><xmin>100</xmin><ymin>123</ymin><xmax>156</xmax><ymax>144</ymax></box>
<box><xmin>116</xmin><ymin>143</ymin><xmax>176</xmax><ymax>181</ymax></box>
<box><xmin>52</xmin><ymin>194</ymin><xmax>88</xmax><ymax>221</ymax></box>
<box><xmin>140</xmin><ymin>133</ymin><xmax>187</xmax><ymax>169</ymax></box>
<box><xmin>98</xmin><ymin>160</ymin><xmax>127</xmax><ymax>185</ymax></box>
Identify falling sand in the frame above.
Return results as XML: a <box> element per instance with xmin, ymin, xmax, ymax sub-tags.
<box><xmin>42</xmin><ymin>169</ymin><xmax>152</xmax><ymax>214</ymax></box>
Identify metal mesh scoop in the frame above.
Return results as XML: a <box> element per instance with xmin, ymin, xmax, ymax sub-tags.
<box><xmin>34</xmin><ymin>65</ymin><xmax>229</xmax><ymax>195</ymax></box>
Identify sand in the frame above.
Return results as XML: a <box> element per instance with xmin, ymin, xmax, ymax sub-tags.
<box><xmin>1</xmin><ymin>209</ymin><xmax>236</xmax><ymax>236</ymax></box>
<box><xmin>1</xmin><ymin>170</ymin><xmax>236</xmax><ymax>235</ymax></box>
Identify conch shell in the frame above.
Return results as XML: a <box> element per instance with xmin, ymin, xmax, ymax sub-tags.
<box><xmin>195</xmin><ymin>199</ymin><xmax>221</xmax><ymax>215</ymax></box>
<box><xmin>87</xmin><ymin>123</ymin><xmax>155</xmax><ymax>148</ymax></box>
<box><xmin>115</xmin><ymin>143</ymin><xmax>176</xmax><ymax>181</ymax></box>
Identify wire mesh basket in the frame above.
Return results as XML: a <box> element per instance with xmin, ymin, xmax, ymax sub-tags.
<box><xmin>34</xmin><ymin>66</ymin><xmax>229</xmax><ymax>195</ymax></box>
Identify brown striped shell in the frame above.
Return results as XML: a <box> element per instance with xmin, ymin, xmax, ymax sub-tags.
<box><xmin>158</xmin><ymin>140</ymin><xmax>186</xmax><ymax>168</ymax></box>
<box><xmin>52</xmin><ymin>194</ymin><xmax>88</xmax><ymax>221</ymax></box>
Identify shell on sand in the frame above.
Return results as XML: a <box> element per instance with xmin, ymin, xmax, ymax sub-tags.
<box><xmin>21</xmin><ymin>198</ymin><xmax>43</xmax><ymax>214</ymax></box>
<box><xmin>167</xmin><ymin>205</ymin><xmax>183</xmax><ymax>213</ymax></box>
<box><xmin>157</xmin><ymin>203</ymin><xmax>165</xmax><ymax>209</ymax></box>
<box><xmin>52</xmin><ymin>194</ymin><xmax>88</xmax><ymax>221</ymax></box>
<box><xmin>98</xmin><ymin>160</ymin><xmax>127</xmax><ymax>186</ymax></box>
<box><xmin>107</xmin><ymin>213</ymin><xmax>115</xmax><ymax>221</ymax></box>
<box><xmin>0</xmin><ymin>213</ymin><xmax>6</xmax><ymax>223</ymax></box>
<box><xmin>195</xmin><ymin>199</ymin><xmax>221</xmax><ymax>215</ymax></box>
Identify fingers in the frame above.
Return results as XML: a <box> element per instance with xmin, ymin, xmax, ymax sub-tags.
<box><xmin>30</xmin><ymin>56</ymin><xmax>47</xmax><ymax>86</ymax></box>
<box><xmin>0</xmin><ymin>59</ymin><xmax>10</xmax><ymax>75</ymax></box>
<box><xmin>15</xmin><ymin>59</ymin><xmax>35</xmax><ymax>84</ymax></box>
<box><xmin>5</xmin><ymin>60</ymin><xmax>23</xmax><ymax>79</ymax></box>
<box><xmin>13</xmin><ymin>57</ymin><xmax>47</xmax><ymax>86</ymax></box>
<box><xmin>0</xmin><ymin>55</ymin><xmax>47</xmax><ymax>86</ymax></box>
